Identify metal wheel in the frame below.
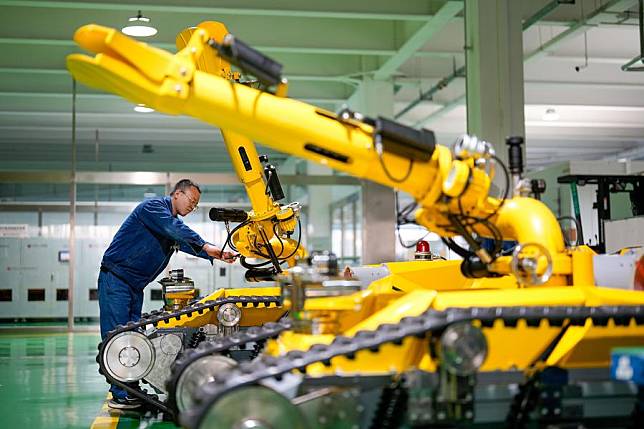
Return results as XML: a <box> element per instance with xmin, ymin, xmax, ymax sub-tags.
<box><xmin>197</xmin><ymin>386</ymin><xmax>309</xmax><ymax>429</ymax></box>
<box><xmin>511</xmin><ymin>242</ymin><xmax>553</xmax><ymax>286</ymax></box>
<box><xmin>176</xmin><ymin>354</ymin><xmax>237</xmax><ymax>412</ymax></box>
<box><xmin>102</xmin><ymin>331</ymin><xmax>155</xmax><ymax>382</ymax></box>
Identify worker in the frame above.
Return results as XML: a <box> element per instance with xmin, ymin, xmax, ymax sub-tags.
<box><xmin>98</xmin><ymin>179</ymin><xmax>235</xmax><ymax>409</ymax></box>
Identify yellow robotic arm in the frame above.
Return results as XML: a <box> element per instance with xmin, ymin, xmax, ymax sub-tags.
<box><xmin>175</xmin><ymin>23</ymin><xmax>305</xmax><ymax>277</ymax></box>
<box><xmin>67</xmin><ymin>23</ymin><xmax>567</xmax><ymax>285</ymax></box>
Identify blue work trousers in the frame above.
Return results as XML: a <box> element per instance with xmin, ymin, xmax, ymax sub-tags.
<box><xmin>97</xmin><ymin>270</ymin><xmax>144</xmax><ymax>400</ymax></box>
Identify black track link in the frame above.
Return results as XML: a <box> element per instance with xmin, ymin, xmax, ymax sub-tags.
<box><xmin>369</xmin><ymin>378</ymin><xmax>408</xmax><ymax>429</ymax></box>
<box><xmin>165</xmin><ymin>319</ymin><xmax>292</xmax><ymax>417</ymax></box>
<box><xmin>96</xmin><ymin>295</ymin><xmax>282</xmax><ymax>417</ymax></box>
<box><xmin>180</xmin><ymin>305</ymin><xmax>644</xmax><ymax>429</ymax></box>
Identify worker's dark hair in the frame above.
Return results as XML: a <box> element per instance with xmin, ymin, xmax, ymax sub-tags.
<box><xmin>171</xmin><ymin>179</ymin><xmax>201</xmax><ymax>195</ymax></box>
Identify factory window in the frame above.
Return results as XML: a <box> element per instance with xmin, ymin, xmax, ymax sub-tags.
<box><xmin>89</xmin><ymin>289</ymin><xmax>99</xmax><ymax>301</ymax></box>
<box><xmin>330</xmin><ymin>192</ymin><xmax>361</xmax><ymax>266</ymax></box>
<box><xmin>150</xmin><ymin>289</ymin><xmax>163</xmax><ymax>301</ymax></box>
<box><xmin>0</xmin><ymin>289</ymin><xmax>11</xmax><ymax>302</ymax></box>
<box><xmin>56</xmin><ymin>289</ymin><xmax>68</xmax><ymax>301</ymax></box>
<box><xmin>28</xmin><ymin>289</ymin><xmax>45</xmax><ymax>301</ymax></box>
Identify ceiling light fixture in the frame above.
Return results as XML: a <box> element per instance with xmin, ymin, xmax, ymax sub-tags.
<box><xmin>122</xmin><ymin>10</ymin><xmax>157</xmax><ymax>37</ymax></box>
<box><xmin>134</xmin><ymin>104</ymin><xmax>154</xmax><ymax>113</ymax></box>
<box><xmin>542</xmin><ymin>107</ymin><xmax>560</xmax><ymax>121</ymax></box>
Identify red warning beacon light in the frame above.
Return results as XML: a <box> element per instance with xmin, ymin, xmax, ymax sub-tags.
<box><xmin>415</xmin><ymin>240</ymin><xmax>433</xmax><ymax>260</ymax></box>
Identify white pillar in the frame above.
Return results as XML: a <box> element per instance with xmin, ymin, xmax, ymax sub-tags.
<box><xmin>347</xmin><ymin>77</ymin><xmax>396</xmax><ymax>264</ymax></box>
<box><xmin>465</xmin><ymin>0</ymin><xmax>525</xmax><ymax>168</ymax></box>
<box><xmin>306</xmin><ymin>162</ymin><xmax>333</xmax><ymax>251</ymax></box>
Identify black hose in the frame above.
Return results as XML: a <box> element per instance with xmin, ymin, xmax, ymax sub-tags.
<box><xmin>557</xmin><ymin>215</ymin><xmax>583</xmax><ymax>246</ymax></box>
<box><xmin>441</xmin><ymin>236</ymin><xmax>474</xmax><ymax>259</ymax></box>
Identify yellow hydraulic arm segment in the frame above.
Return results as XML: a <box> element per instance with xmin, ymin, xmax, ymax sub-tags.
<box><xmin>67</xmin><ymin>23</ymin><xmax>564</xmax><ymax>284</ymax></box>
<box><xmin>175</xmin><ymin>22</ymin><xmax>305</xmax><ymax>273</ymax></box>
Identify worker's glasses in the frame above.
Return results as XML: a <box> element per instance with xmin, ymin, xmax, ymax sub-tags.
<box><xmin>180</xmin><ymin>191</ymin><xmax>199</xmax><ymax>212</ymax></box>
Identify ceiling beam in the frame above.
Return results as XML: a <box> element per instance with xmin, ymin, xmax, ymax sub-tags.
<box><xmin>0</xmin><ymin>91</ymin><xmax>345</xmax><ymax>105</ymax></box>
<box><xmin>0</xmin><ymin>170</ymin><xmax>360</xmax><ymax>186</ymax></box>
<box><xmin>0</xmin><ymin>161</ymin><xmax>267</xmax><ymax>172</ymax></box>
<box><xmin>0</xmin><ymin>125</ymin><xmax>224</xmax><ymax>135</ymax></box>
<box><xmin>0</xmin><ymin>37</ymin><xmax>458</xmax><ymax>57</ymax></box>
<box><xmin>0</xmin><ymin>0</ymin><xmax>435</xmax><ymax>21</ymax></box>
<box><xmin>0</xmin><ymin>36</ymin><xmax>393</xmax><ymax>56</ymax></box>
<box><xmin>5</xmin><ymin>67</ymin><xmax>642</xmax><ymax>91</ymax></box>
<box><xmin>373</xmin><ymin>1</ymin><xmax>463</xmax><ymax>81</ymax></box>
<box><xmin>0</xmin><ymin>67</ymin><xmax>360</xmax><ymax>86</ymax></box>
<box><xmin>412</xmin><ymin>0</ymin><xmax>640</xmax><ymax>127</ymax></box>
<box><xmin>396</xmin><ymin>0</ymin><xmax>569</xmax><ymax>120</ymax></box>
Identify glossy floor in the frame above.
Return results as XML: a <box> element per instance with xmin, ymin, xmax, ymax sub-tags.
<box><xmin>0</xmin><ymin>332</ymin><xmax>177</xmax><ymax>429</ymax></box>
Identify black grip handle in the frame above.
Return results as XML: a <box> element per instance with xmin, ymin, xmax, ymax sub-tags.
<box><xmin>264</xmin><ymin>164</ymin><xmax>285</xmax><ymax>201</ymax></box>
<box><xmin>209</xmin><ymin>207</ymin><xmax>249</xmax><ymax>223</ymax></box>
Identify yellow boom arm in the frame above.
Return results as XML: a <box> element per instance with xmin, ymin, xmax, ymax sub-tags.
<box><xmin>66</xmin><ymin>23</ymin><xmax>567</xmax><ymax>284</ymax></box>
<box><xmin>175</xmin><ymin>23</ymin><xmax>305</xmax><ymax>271</ymax></box>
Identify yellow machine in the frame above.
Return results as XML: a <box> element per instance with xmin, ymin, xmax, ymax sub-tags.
<box><xmin>67</xmin><ymin>23</ymin><xmax>644</xmax><ymax>429</ymax></box>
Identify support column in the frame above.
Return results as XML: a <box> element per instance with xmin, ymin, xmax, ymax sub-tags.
<box><xmin>306</xmin><ymin>162</ymin><xmax>333</xmax><ymax>251</ymax></box>
<box><xmin>465</xmin><ymin>0</ymin><xmax>525</xmax><ymax>166</ymax></box>
<box><xmin>68</xmin><ymin>79</ymin><xmax>77</xmax><ymax>331</ymax></box>
<box><xmin>347</xmin><ymin>77</ymin><xmax>396</xmax><ymax>264</ymax></box>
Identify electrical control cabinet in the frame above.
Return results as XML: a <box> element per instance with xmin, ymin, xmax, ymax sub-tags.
<box><xmin>0</xmin><ymin>234</ymin><xmax>263</xmax><ymax>321</ymax></box>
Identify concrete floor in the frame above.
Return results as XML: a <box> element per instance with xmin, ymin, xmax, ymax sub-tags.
<box><xmin>0</xmin><ymin>332</ymin><xmax>177</xmax><ymax>429</ymax></box>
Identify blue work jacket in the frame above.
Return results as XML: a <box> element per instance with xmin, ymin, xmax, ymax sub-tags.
<box><xmin>101</xmin><ymin>196</ymin><xmax>212</xmax><ymax>289</ymax></box>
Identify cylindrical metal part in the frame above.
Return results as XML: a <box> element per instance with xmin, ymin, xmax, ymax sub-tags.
<box><xmin>169</xmin><ymin>268</ymin><xmax>184</xmax><ymax>281</ymax></box>
<box><xmin>175</xmin><ymin>355</ymin><xmax>237</xmax><ymax>412</ymax></box>
<box><xmin>221</xmin><ymin>34</ymin><xmax>283</xmax><ymax>87</ymax></box>
<box><xmin>453</xmin><ymin>134</ymin><xmax>494</xmax><ymax>159</ymax></box>
<box><xmin>244</xmin><ymin>268</ymin><xmax>276</xmax><ymax>282</ymax></box>
<box><xmin>343</xmin><ymin>264</ymin><xmax>391</xmax><ymax>286</ymax></box>
<box><xmin>217</xmin><ymin>303</ymin><xmax>242</xmax><ymax>327</ymax></box>
<box><xmin>439</xmin><ymin>322</ymin><xmax>488</xmax><ymax>376</ymax></box>
<box><xmin>505</xmin><ymin>136</ymin><xmax>524</xmax><ymax>176</ymax></box>
<box><xmin>279</xmin><ymin>256</ymin><xmax>361</xmax><ymax>334</ymax></box>
<box><xmin>209</xmin><ymin>207</ymin><xmax>249</xmax><ymax>222</ymax></box>
<box><xmin>460</xmin><ymin>257</ymin><xmax>492</xmax><ymax>279</ymax></box>
<box><xmin>309</xmin><ymin>251</ymin><xmax>338</xmax><ymax>276</ymax></box>
<box><xmin>158</xmin><ymin>270</ymin><xmax>196</xmax><ymax>311</ymax></box>
<box><xmin>102</xmin><ymin>331</ymin><xmax>155</xmax><ymax>382</ymax></box>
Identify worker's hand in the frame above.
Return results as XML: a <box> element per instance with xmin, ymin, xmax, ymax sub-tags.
<box><xmin>219</xmin><ymin>251</ymin><xmax>237</xmax><ymax>263</ymax></box>
<box><xmin>203</xmin><ymin>244</ymin><xmax>237</xmax><ymax>263</ymax></box>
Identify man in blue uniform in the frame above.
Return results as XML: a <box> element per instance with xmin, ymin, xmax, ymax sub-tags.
<box><xmin>98</xmin><ymin>179</ymin><xmax>235</xmax><ymax>409</ymax></box>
